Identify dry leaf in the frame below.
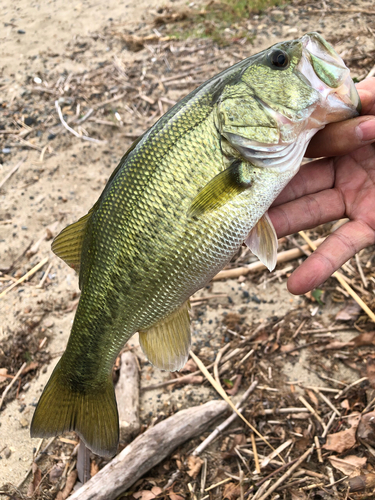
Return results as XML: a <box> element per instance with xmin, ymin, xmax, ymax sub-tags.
<box><xmin>367</xmin><ymin>361</ymin><xmax>375</xmax><ymax>389</ymax></box>
<box><xmin>49</xmin><ymin>463</ymin><xmax>64</xmax><ymax>483</ymax></box>
<box><xmin>169</xmin><ymin>494</ymin><xmax>184</xmax><ymax>500</ymax></box>
<box><xmin>187</xmin><ymin>455</ymin><xmax>203</xmax><ymax>478</ymax></box>
<box><xmin>357</xmin><ymin>410</ymin><xmax>375</xmax><ymax>446</ymax></box>
<box><xmin>133</xmin><ymin>491</ymin><xmax>157</xmax><ymax>500</ymax></box>
<box><xmin>90</xmin><ymin>460</ymin><xmax>100</xmax><ymax>477</ymax></box>
<box><xmin>323</xmin><ymin>413</ymin><xmax>360</xmax><ymax>453</ymax></box>
<box><xmin>223</xmin><ymin>482</ymin><xmax>241</xmax><ymax>500</ymax></box>
<box><xmin>27</xmin><ymin>463</ymin><xmax>42</xmax><ymax>496</ymax></box>
<box><xmin>335</xmin><ymin>300</ymin><xmax>362</xmax><ymax>321</ymax></box>
<box><xmin>226</xmin><ymin>374</ymin><xmax>242</xmax><ymax>396</ymax></box>
<box><xmin>180</xmin><ymin>374</ymin><xmax>204</xmax><ymax>385</ymax></box>
<box><xmin>322</xmin><ymin>340</ymin><xmax>353</xmax><ymax>350</ymax></box>
<box><xmin>341</xmin><ymin>399</ymin><xmax>350</xmax><ymax>409</ymax></box>
<box><xmin>56</xmin><ymin>470</ymin><xmax>78</xmax><ymax>500</ymax></box>
<box><xmin>280</xmin><ymin>343</ymin><xmax>295</xmax><ymax>352</ymax></box>
<box><xmin>328</xmin><ymin>455</ymin><xmax>366</xmax><ymax>476</ymax></box>
<box><xmin>21</xmin><ymin>361</ymin><xmax>39</xmax><ymax>375</ymax></box>
<box><xmin>349</xmin><ymin>472</ymin><xmax>375</xmax><ymax>492</ymax></box>
<box><xmin>290</xmin><ymin>490</ymin><xmax>308</xmax><ymax>500</ymax></box>
<box><xmin>0</xmin><ymin>368</ymin><xmax>8</xmax><ymax>383</ymax></box>
<box><xmin>180</xmin><ymin>358</ymin><xmax>197</xmax><ymax>372</ymax></box>
<box><xmin>353</xmin><ymin>331</ymin><xmax>375</xmax><ymax>347</ymax></box>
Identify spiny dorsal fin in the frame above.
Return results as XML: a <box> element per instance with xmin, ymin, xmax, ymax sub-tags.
<box><xmin>244</xmin><ymin>211</ymin><xmax>278</xmax><ymax>271</ymax></box>
<box><xmin>139</xmin><ymin>301</ymin><xmax>191</xmax><ymax>372</ymax></box>
<box><xmin>188</xmin><ymin>160</ymin><xmax>252</xmax><ymax>217</ymax></box>
<box><xmin>52</xmin><ymin>211</ymin><xmax>93</xmax><ymax>273</ymax></box>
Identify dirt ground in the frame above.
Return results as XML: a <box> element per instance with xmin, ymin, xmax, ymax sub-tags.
<box><xmin>1</xmin><ymin>0</ymin><xmax>375</xmax><ymax>498</ymax></box>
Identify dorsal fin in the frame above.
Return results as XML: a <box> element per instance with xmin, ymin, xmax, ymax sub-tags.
<box><xmin>51</xmin><ymin>211</ymin><xmax>93</xmax><ymax>273</ymax></box>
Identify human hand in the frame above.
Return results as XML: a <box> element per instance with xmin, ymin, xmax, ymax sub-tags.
<box><xmin>269</xmin><ymin>77</ymin><xmax>375</xmax><ymax>295</ymax></box>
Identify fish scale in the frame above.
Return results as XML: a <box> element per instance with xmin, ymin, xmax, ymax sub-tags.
<box><xmin>31</xmin><ymin>33</ymin><xmax>360</xmax><ymax>456</ymax></box>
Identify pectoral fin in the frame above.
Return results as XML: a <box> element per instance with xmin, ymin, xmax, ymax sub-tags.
<box><xmin>189</xmin><ymin>160</ymin><xmax>252</xmax><ymax>217</ymax></box>
<box><xmin>139</xmin><ymin>301</ymin><xmax>191</xmax><ymax>371</ymax></box>
<box><xmin>245</xmin><ymin>212</ymin><xmax>278</xmax><ymax>271</ymax></box>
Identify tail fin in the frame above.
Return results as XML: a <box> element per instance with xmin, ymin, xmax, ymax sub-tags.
<box><xmin>31</xmin><ymin>361</ymin><xmax>119</xmax><ymax>457</ymax></box>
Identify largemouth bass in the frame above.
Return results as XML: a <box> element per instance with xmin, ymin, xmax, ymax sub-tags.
<box><xmin>31</xmin><ymin>33</ymin><xmax>360</xmax><ymax>457</ymax></box>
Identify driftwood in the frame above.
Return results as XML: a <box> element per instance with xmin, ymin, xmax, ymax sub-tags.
<box><xmin>213</xmin><ymin>237</ymin><xmax>325</xmax><ymax>280</ymax></box>
<box><xmin>68</xmin><ymin>400</ymin><xmax>228</xmax><ymax>500</ymax></box>
<box><xmin>115</xmin><ymin>351</ymin><xmax>140</xmax><ymax>443</ymax></box>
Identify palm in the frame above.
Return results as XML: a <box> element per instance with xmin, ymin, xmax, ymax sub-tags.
<box><xmin>269</xmin><ymin>78</ymin><xmax>375</xmax><ymax>294</ymax></box>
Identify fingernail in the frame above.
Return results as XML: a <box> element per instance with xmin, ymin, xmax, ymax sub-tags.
<box><xmin>356</xmin><ymin>119</ymin><xmax>375</xmax><ymax>142</ymax></box>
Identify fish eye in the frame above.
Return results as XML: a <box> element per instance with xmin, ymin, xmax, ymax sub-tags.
<box><xmin>269</xmin><ymin>49</ymin><xmax>289</xmax><ymax>70</ymax></box>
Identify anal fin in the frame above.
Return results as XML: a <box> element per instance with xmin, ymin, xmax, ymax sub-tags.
<box><xmin>139</xmin><ymin>301</ymin><xmax>191</xmax><ymax>372</ymax></box>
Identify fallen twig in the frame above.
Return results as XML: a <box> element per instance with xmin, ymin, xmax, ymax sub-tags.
<box><xmin>115</xmin><ymin>351</ymin><xmax>140</xmax><ymax>443</ymax></box>
<box><xmin>190</xmin><ymin>351</ymin><xmax>278</xmax><ymax>456</ymax></box>
<box><xmin>0</xmin><ymin>157</ymin><xmax>26</xmax><ymax>190</ymax></box>
<box><xmin>213</xmin><ymin>238</ymin><xmax>325</xmax><ymax>280</ymax></box>
<box><xmin>55</xmin><ymin>100</ymin><xmax>106</xmax><ymax>144</ymax></box>
<box><xmin>0</xmin><ymin>257</ymin><xmax>48</xmax><ymax>299</ymax></box>
<box><xmin>257</xmin><ymin>446</ymin><xmax>314</xmax><ymax>500</ymax></box>
<box><xmin>192</xmin><ymin>380</ymin><xmax>258</xmax><ymax>456</ymax></box>
<box><xmin>68</xmin><ymin>400</ymin><xmax>227</xmax><ymax>500</ymax></box>
<box><xmin>0</xmin><ymin>362</ymin><xmax>27</xmax><ymax>410</ymax></box>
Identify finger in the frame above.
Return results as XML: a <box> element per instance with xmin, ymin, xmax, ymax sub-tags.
<box><xmin>272</xmin><ymin>157</ymin><xmax>335</xmax><ymax>207</ymax></box>
<box><xmin>306</xmin><ymin>115</ymin><xmax>375</xmax><ymax>158</ymax></box>
<box><xmin>287</xmin><ymin>220</ymin><xmax>375</xmax><ymax>295</ymax></box>
<box><xmin>357</xmin><ymin>78</ymin><xmax>375</xmax><ymax>115</ymax></box>
<box><xmin>270</xmin><ymin>187</ymin><xmax>344</xmax><ymax>238</ymax></box>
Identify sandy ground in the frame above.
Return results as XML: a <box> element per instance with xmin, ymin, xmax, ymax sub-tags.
<box><xmin>1</xmin><ymin>0</ymin><xmax>375</xmax><ymax>495</ymax></box>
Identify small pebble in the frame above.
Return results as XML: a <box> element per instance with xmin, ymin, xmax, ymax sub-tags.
<box><xmin>19</xmin><ymin>417</ymin><xmax>28</xmax><ymax>428</ymax></box>
<box><xmin>4</xmin><ymin>447</ymin><xmax>11</xmax><ymax>459</ymax></box>
<box><xmin>17</xmin><ymin>29</ymin><xmax>26</xmax><ymax>34</ymax></box>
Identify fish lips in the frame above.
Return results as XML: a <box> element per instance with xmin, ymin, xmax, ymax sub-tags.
<box><xmin>296</xmin><ymin>32</ymin><xmax>361</xmax><ymax>119</ymax></box>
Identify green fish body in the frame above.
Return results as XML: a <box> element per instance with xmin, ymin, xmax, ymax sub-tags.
<box><xmin>31</xmin><ymin>33</ymin><xmax>360</xmax><ymax>456</ymax></box>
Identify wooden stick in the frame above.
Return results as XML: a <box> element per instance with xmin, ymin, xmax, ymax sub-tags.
<box><xmin>298</xmin><ymin>395</ymin><xmax>325</xmax><ymax>427</ymax></box>
<box><xmin>314</xmin><ymin>436</ymin><xmax>323</xmax><ymax>463</ymax></box>
<box><xmin>68</xmin><ymin>401</ymin><xmax>227</xmax><ymax>500</ymax></box>
<box><xmin>0</xmin><ymin>362</ymin><xmax>27</xmax><ymax>410</ymax></box>
<box><xmin>0</xmin><ymin>257</ymin><xmax>48</xmax><ymax>299</ymax></box>
<box><xmin>334</xmin><ymin>377</ymin><xmax>368</xmax><ymax>400</ymax></box>
<box><xmin>192</xmin><ymin>380</ymin><xmax>258</xmax><ymax>456</ymax></box>
<box><xmin>115</xmin><ymin>351</ymin><xmax>140</xmax><ymax>443</ymax></box>
<box><xmin>55</xmin><ymin>101</ymin><xmax>106</xmax><ymax>144</ymax></box>
<box><xmin>251</xmin><ymin>432</ymin><xmax>261</xmax><ymax>474</ymax></box>
<box><xmin>36</xmin><ymin>262</ymin><xmax>52</xmax><ymax>289</ymax></box>
<box><xmin>299</xmin><ymin>231</ymin><xmax>375</xmax><ymax>323</ymax></box>
<box><xmin>257</xmin><ymin>446</ymin><xmax>314</xmax><ymax>500</ymax></box>
<box><xmin>190</xmin><ymin>351</ymin><xmax>279</xmax><ymax>457</ymax></box>
<box><xmin>213</xmin><ymin>238</ymin><xmax>325</xmax><ymax>280</ymax></box>
<box><xmin>0</xmin><ymin>158</ymin><xmax>26</xmax><ymax>190</ymax></box>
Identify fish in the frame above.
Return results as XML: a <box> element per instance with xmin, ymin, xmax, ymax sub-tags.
<box><xmin>31</xmin><ymin>32</ymin><xmax>360</xmax><ymax>457</ymax></box>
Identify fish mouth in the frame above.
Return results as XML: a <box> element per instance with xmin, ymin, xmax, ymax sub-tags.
<box><xmin>296</xmin><ymin>32</ymin><xmax>360</xmax><ymax>124</ymax></box>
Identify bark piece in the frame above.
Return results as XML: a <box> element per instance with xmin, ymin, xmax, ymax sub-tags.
<box><xmin>68</xmin><ymin>400</ymin><xmax>227</xmax><ymax>500</ymax></box>
<box><xmin>115</xmin><ymin>351</ymin><xmax>140</xmax><ymax>443</ymax></box>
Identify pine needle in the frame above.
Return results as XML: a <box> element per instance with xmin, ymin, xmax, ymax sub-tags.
<box><xmin>189</xmin><ymin>350</ymin><xmax>281</xmax><ymax>459</ymax></box>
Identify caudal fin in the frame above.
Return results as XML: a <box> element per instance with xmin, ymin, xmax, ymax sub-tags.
<box><xmin>31</xmin><ymin>361</ymin><xmax>119</xmax><ymax>457</ymax></box>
